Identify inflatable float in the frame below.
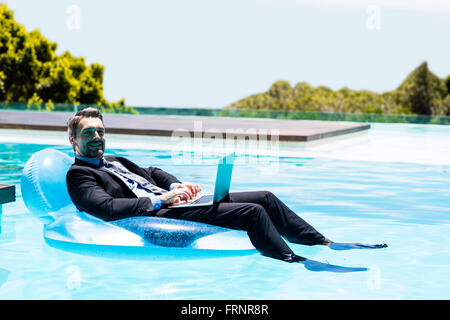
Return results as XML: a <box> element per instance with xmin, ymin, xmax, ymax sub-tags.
<box><xmin>20</xmin><ymin>148</ymin><xmax>257</xmax><ymax>260</ymax></box>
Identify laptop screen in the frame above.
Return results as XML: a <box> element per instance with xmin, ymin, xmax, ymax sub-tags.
<box><xmin>213</xmin><ymin>153</ymin><xmax>235</xmax><ymax>203</ymax></box>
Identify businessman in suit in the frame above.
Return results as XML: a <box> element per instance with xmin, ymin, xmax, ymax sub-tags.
<box><xmin>66</xmin><ymin>108</ymin><xmax>386</xmax><ymax>267</ymax></box>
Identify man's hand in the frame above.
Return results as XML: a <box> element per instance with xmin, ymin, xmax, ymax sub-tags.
<box><xmin>159</xmin><ymin>183</ymin><xmax>202</xmax><ymax>205</ymax></box>
<box><xmin>173</xmin><ymin>183</ymin><xmax>201</xmax><ymax>198</ymax></box>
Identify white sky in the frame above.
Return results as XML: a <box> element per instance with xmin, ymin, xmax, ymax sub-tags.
<box><xmin>274</xmin><ymin>0</ymin><xmax>450</xmax><ymax>12</ymax></box>
<box><xmin>5</xmin><ymin>0</ymin><xmax>450</xmax><ymax>108</ymax></box>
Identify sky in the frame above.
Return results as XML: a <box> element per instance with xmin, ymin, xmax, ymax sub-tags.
<box><xmin>5</xmin><ymin>0</ymin><xmax>450</xmax><ymax>108</ymax></box>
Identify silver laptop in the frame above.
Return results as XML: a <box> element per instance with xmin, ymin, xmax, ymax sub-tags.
<box><xmin>168</xmin><ymin>153</ymin><xmax>235</xmax><ymax>208</ymax></box>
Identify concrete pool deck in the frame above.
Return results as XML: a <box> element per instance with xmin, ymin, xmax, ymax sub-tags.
<box><xmin>0</xmin><ymin>110</ymin><xmax>370</xmax><ymax>142</ymax></box>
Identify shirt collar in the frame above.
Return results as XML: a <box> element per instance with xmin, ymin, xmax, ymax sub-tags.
<box><xmin>76</xmin><ymin>156</ymin><xmax>104</xmax><ymax>167</ymax></box>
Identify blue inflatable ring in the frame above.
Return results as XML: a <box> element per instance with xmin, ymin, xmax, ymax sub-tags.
<box><xmin>20</xmin><ymin>148</ymin><xmax>256</xmax><ymax>259</ymax></box>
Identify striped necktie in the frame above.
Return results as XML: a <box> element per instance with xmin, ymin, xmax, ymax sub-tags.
<box><xmin>101</xmin><ymin>158</ymin><xmax>168</xmax><ymax>195</ymax></box>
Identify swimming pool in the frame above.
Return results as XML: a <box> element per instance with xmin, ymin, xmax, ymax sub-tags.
<box><xmin>0</xmin><ymin>122</ymin><xmax>449</xmax><ymax>299</ymax></box>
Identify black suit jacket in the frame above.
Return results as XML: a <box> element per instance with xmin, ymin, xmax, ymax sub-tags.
<box><xmin>66</xmin><ymin>155</ymin><xmax>181</xmax><ymax>221</ymax></box>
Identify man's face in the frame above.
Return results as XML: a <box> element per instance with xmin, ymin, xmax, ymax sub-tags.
<box><xmin>70</xmin><ymin>117</ymin><xmax>106</xmax><ymax>158</ymax></box>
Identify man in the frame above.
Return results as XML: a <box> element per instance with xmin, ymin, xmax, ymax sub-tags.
<box><xmin>66</xmin><ymin>108</ymin><xmax>386</xmax><ymax>269</ymax></box>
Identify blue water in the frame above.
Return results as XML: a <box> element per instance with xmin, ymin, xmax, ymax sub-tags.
<box><xmin>0</xmin><ymin>123</ymin><xmax>449</xmax><ymax>299</ymax></box>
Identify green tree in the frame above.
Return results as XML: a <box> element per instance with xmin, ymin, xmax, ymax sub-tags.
<box><xmin>393</xmin><ymin>61</ymin><xmax>447</xmax><ymax>115</ymax></box>
<box><xmin>0</xmin><ymin>3</ymin><xmax>135</xmax><ymax>113</ymax></box>
<box><xmin>267</xmin><ymin>80</ymin><xmax>295</xmax><ymax>110</ymax></box>
<box><xmin>445</xmin><ymin>75</ymin><xmax>450</xmax><ymax>95</ymax></box>
<box><xmin>444</xmin><ymin>95</ymin><xmax>450</xmax><ymax>116</ymax></box>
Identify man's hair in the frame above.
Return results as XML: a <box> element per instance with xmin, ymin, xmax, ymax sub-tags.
<box><xmin>67</xmin><ymin>107</ymin><xmax>104</xmax><ymax>139</ymax></box>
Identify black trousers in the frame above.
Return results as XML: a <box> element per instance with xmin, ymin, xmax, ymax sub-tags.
<box><xmin>155</xmin><ymin>191</ymin><xmax>327</xmax><ymax>261</ymax></box>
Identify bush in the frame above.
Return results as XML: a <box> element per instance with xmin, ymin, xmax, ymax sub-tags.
<box><xmin>226</xmin><ymin>61</ymin><xmax>449</xmax><ymax>116</ymax></box>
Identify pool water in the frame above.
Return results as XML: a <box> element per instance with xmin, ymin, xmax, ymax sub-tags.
<box><xmin>0</xmin><ymin>123</ymin><xmax>449</xmax><ymax>299</ymax></box>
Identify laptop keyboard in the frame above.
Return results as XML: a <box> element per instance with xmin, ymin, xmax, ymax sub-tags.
<box><xmin>190</xmin><ymin>194</ymin><xmax>213</xmax><ymax>204</ymax></box>
<box><xmin>169</xmin><ymin>194</ymin><xmax>215</xmax><ymax>207</ymax></box>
